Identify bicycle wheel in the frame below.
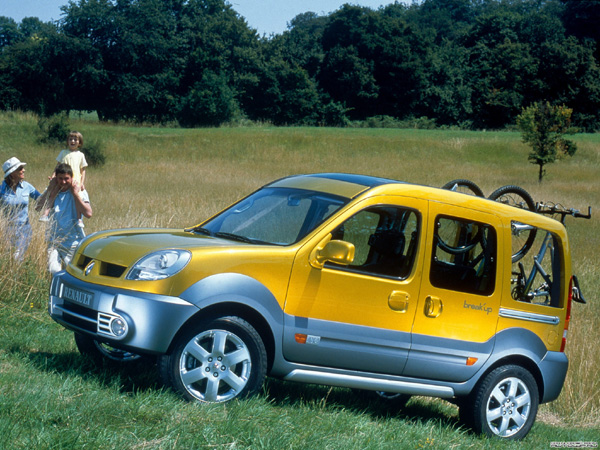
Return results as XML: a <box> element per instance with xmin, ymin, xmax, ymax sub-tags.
<box><xmin>441</xmin><ymin>179</ymin><xmax>485</xmax><ymax>197</ymax></box>
<box><xmin>488</xmin><ymin>185</ymin><xmax>537</xmax><ymax>262</ymax></box>
<box><xmin>435</xmin><ymin>217</ymin><xmax>484</xmax><ymax>255</ymax></box>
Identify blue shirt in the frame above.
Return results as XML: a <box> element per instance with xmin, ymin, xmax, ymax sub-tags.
<box><xmin>0</xmin><ymin>180</ymin><xmax>41</xmax><ymax>226</ymax></box>
<box><xmin>48</xmin><ymin>189</ymin><xmax>90</xmax><ymax>247</ymax></box>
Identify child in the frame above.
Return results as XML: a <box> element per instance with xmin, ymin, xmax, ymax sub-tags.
<box><xmin>57</xmin><ymin>131</ymin><xmax>88</xmax><ymax>190</ymax></box>
<box><xmin>41</xmin><ymin>131</ymin><xmax>89</xmax><ymax>221</ymax></box>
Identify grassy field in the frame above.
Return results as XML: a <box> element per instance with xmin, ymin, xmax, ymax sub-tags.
<box><xmin>1</xmin><ymin>111</ymin><xmax>599</xmax><ymax>449</ymax></box>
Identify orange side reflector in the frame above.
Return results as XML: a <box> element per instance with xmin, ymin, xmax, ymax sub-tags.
<box><xmin>295</xmin><ymin>334</ymin><xmax>307</xmax><ymax>344</ymax></box>
<box><xmin>466</xmin><ymin>357</ymin><xmax>478</xmax><ymax>366</ymax></box>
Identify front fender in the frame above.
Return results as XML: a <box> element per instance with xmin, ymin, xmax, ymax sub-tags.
<box><xmin>179</xmin><ymin>272</ymin><xmax>284</xmax><ymax>347</ymax></box>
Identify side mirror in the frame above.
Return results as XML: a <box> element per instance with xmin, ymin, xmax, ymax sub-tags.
<box><xmin>310</xmin><ymin>237</ymin><xmax>355</xmax><ymax>269</ymax></box>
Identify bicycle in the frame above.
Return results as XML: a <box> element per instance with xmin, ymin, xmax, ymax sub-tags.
<box><xmin>488</xmin><ymin>185</ymin><xmax>537</xmax><ymax>263</ymax></box>
<box><xmin>441</xmin><ymin>179</ymin><xmax>485</xmax><ymax>197</ymax></box>
<box><xmin>511</xmin><ymin>202</ymin><xmax>591</xmax><ymax>305</ymax></box>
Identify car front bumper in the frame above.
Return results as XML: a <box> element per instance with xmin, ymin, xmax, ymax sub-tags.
<box><xmin>49</xmin><ymin>271</ymin><xmax>199</xmax><ymax>354</ymax></box>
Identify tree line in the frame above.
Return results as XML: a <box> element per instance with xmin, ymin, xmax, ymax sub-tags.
<box><xmin>1</xmin><ymin>0</ymin><xmax>599</xmax><ymax>130</ymax></box>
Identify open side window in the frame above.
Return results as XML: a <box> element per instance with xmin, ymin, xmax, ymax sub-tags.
<box><xmin>326</xmin><ymin>206</ymin><xmax>420</xmax><ymax>279</ymax></box>
<box><xmin>430</xmin><ymin>215</ymin><xmax>497</xmax><ymax>296</ymax></box>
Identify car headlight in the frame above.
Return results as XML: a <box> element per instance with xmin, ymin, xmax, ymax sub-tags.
<box><xmin>126</xmin><ymin>250</ymin><xmax>191</xmax><ymax>281</ymax></box>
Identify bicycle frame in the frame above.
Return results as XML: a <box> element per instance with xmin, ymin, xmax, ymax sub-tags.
<box><xmin>512</xmin><ymin>229</ymin><xmax>554</xmax><ymax>303</ymax></box>
<box><xmin>511</xmin><ymin>203</ymin><xmax>591</xmax><ymax>305</ymax></box>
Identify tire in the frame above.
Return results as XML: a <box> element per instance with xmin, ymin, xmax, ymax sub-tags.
<box><xmin>373</xmin><ymin>391</ymin><xmax>411</xmax><ymax>406</ymax></box>
<box><xmin>74</xmin><ymin>332</ymin><xmax>147</xmax><ymax>365</ymax></box>
<box><xmin>435</xmin><ymin>218</ymin><xmax>484</xmax><ymax>255</ymax></box>
<box><xmin>488</xmin><ymin>185</ymin><xmax>537</xmax><ymax>262</ymax></box>
<box><xmin>463</xmin><ymin>365</ymin><xmax>539</xmax><ymax>440</ymax></box>
<box><xmin>353</xmin><ymin>389</ymin><xmax>411</xmax><ymax>403</ymax></box>
<box><xmin>442</xmin><ymin>179</ymin><xmax>485</xmax><ymax>197</ymax></box>
<box><xmin>159</xmin><ymin>316</ymin><xmax>267</xmax><ymax>403</ymax></box>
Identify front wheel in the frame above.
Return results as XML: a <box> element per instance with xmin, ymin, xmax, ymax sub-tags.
<box><xmin>463</xmin><ymin>365</ymin><xmax>539</xmax><ymax>440</ymax></box>
<box><xmin>159</xmin><ymin>316</ymin><xmax>267</xmax><ymax>403</ymax></box>
<box><xmin>74</xmin><ymin>332</ymin><xmax>148</xmax><ymax>365</ymax></box>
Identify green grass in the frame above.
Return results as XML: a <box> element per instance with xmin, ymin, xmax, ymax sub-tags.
<box><xmin>1</xmin><ymin>111</ymin><xmax>599</xmax><ymax>448</ymax></box>
<box><xmin>0</xmin><ymin>305</ymin><xmax>598</xmax><ymax>450</ymax></box>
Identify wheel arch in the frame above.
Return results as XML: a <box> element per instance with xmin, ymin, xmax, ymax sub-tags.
<box><xmin>472</xmin><ymin>354</ymin><xmax>545</xmax><ymax>402</ymax></box>
<box><xmin>458</xmin><ymin>328</ymin><xmax>557</xmax><ymax>402</ymax></box>
<box><xmin>173</xmin><ymin>272</ymin><xmax>285</xmax><ymax>372</ymax></box>
<box><xmin>166</xmin><ymin>301</ymin><xmax>278</xmax><ymax>373</ymax></box>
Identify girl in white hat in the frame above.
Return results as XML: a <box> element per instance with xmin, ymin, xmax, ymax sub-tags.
<box><xmin>1</xmin><ymin>157</ymin><xmax>41</xmax><ymax>260</ymax></box>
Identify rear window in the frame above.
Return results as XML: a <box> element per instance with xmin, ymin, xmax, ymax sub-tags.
<box><xmin>510</xmin><ymin>221</ymin><xmax>562</xmax><ymax>308</ymax></box>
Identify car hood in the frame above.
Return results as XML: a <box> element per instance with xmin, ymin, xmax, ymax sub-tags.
<box><xmin>79</xmin><ymin>228</ymin><xmax>243</xmax><ymax>267</ymax></box>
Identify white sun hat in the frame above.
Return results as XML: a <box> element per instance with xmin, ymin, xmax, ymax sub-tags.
<box><xmin>3</xmin><ymin>157</ymin><xmax>26</xmax><ymax>178</ymax></box>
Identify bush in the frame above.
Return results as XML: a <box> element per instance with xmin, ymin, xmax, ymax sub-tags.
<box><xmin>37</xmin><ymin>113</ymin><xmax>70</xmax><ymax>144</ymax></box>
<box><xmin>176</xmin><ymin>72</ymin><xmax>238</xmax><ymax>127</ymax></box>
<box><xmin>82</xmin><ymin>139</ymin><xmax>106</xmax><ymax>167</ymax></box>
<box><xmin>350</xmin><ymin>115</ymin><xmax>438</xmax><ymax>129</ymax></box>
<box><xmin>319</xmin><ymin>101</ymin><xmax>350</xmax><ymax>127</ymax></box>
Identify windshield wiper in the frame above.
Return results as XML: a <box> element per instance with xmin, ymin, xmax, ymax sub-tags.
<box><xmin>185</xmin><ymin>226</ymin><xmax>213</xmax><ymax>235</ymax></box>
<box><xmin>214</xmin><ymin>232</ymin><xmax>255</xmax><ymax>244</ymax></box>
<box><xmin>186</xmin><ymin>227</ymin><xmax>269</xmax><ymax>245</ymax></box>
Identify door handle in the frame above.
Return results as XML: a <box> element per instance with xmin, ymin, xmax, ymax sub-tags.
<box><xmin>424</xmin><ymin>296</ymin><xmax>443</xmax><ymax>318</ymax></box>
<box><xmin>388</xmin><ymin>291</ymin><xmax>409</xmax><ymax>312</ymax></box>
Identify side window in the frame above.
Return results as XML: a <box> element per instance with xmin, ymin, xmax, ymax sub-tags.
<box><xmin>327</xmin><ymin>206</ymin><xmax>420</xmax><ymax>279</ymax></box>
<box><xmin>511</xmin><ymin>222</ymin><xmax>562</xmax><ymax>307</ymax></box>
<box><xmin>430</xmin><ymin>216</ymin><xmax>496</xmax><ymax>295</ymax></box>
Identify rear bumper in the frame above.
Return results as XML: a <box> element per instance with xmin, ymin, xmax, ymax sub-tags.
<box><xmin>539</xmin><ymin>350</ymin><xmax>568</xmax><ymax>403</ymax></box>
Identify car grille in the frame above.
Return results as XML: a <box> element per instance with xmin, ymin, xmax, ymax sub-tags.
<box><xmin>74</xmin><ymin>255</ymin><xmax>127</xmax><ymax>278</ymax></box>
<box><xmin>60</xmin><ymin>300</ymin><xmax>97</xmax><ymax>333</ymax></box>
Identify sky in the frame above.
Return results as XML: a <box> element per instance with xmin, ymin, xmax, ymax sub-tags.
<box><xmin>1</xmin><ymin>0</ymin><xmax>409</xmax><ymax>36</ymax></box>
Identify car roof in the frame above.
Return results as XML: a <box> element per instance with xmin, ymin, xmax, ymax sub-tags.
<box><xmin>306</xmin><ymin>172</ymin><xmax>404</xmax><ymax>188</ymax></box>
<box><xmin>268</xmin><ymin>173</ymin><xmax>567</xmax><ymax>233</ymax></box>
<box><xmin>268</xmin><ymin>173</ymin><xmax>404</xmax><ymax>198</ymax></box>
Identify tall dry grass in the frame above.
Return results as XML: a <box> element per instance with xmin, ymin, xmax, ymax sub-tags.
<box><xmin>1</xmin><ymin>112</ymin><xmax>598</xmax><ymax>428</ymax></box>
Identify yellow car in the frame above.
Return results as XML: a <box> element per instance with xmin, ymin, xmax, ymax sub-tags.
<box><xmin>48</xmin><ymin>173</ymin><xmax>589</xmax><ymax>440</ymax></box>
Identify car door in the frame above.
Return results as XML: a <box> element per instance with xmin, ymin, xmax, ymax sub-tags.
<box><xmin>403</xmin><ymin>202</ymin><xmax>504</xmax><ymax>382</ymax></box>
<box><xmin>283</xmin><ymin>196</ymin><xmax>427</xmax><ymax>376</ymax></box>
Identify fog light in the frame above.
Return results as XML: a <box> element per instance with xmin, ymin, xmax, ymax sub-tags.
<box><xmin>111</xmin><ymin>317</ymin><xmax>127</xmax><ymax>337</ymax></box>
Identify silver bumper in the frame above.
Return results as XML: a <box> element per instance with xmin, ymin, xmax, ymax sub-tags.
<box><xmin>49</xmin><ymin>271</ymin><xmax>199</xmax><ymax>354</ymax></box>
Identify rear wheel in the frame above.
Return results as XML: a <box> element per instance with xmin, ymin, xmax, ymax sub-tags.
<box><xmin>352</xmin><ymin>389</ymin><xmax>411</xmax><ymax>410</ymax></box>
<box><xmin>442</xmin><ymin>179</ymin><xmax>485</xmax><ymax>197</ymax></box>
<box><xmin>462</xmin><ymin>365</ymin><xmax>539</xmax><ymax>440</ymax></box>
<box><xmin>159</xmin><ymin>316</ymin><xmax>267</xmax><ymax>403</ymax></box>
<box><xmin>488</xmin><ymin>185</ymin><xmax>537</xmax><ymax>262</ymax></box>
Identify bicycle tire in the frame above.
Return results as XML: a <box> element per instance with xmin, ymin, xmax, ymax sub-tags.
<box><xmin>441</xmin><ymin>179</ymin><xmax>485</xmax><ymax>197</ymax></box>
<box><xmin>488</xmin><ymin>185</ymin><xmax>537</xmax><ymax>262</ymax></box>
<box><xmin>435</xmin><ymin>218</ymin><xmax>484</xmax><ymax>255</ymax></box>
<box><xmin>436</xmin><ymin>228</ymin><xmax>483</xmax><ymax>255</ymax></box>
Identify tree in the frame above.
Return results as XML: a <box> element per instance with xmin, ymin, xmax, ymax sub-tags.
<box><xmin>319</xmin><ymin>4</ymin><xmax>426</xmax><ymax>120</ymax></box>
<box><xmin>60</xmin><ymin>0</ymin><xmax>259</xmax><ymax>123</ymax></box>
<box><xmin>0</xmin><ymin>21</ymin><xmax>102</xmax><ymax>115</ymax></box>
<box><xmin>176</xmin><ymin>71</ymin><xmax>237</xmax><ymax>127</ymax></box>
<box><xmin>0</xmin><ymin>16</ymin><xmax>23</xmax><ymax>48</ymax></box>
<box><xmin>516</xmin><ymin>101</ymin><xmax>577</xmax><ymax>182</ymax></box>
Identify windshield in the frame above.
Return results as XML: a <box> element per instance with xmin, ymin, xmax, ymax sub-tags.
<box><xmin>193</xmin><ymin>187</ymin><xmax>349</xmax><ymax>245</ymax></box>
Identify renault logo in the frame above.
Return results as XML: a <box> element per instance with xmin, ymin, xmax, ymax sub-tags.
<box><xmin>84</xmin><ymin>260</ymin><xmax>96</xmax><ymax>276</ymax></box>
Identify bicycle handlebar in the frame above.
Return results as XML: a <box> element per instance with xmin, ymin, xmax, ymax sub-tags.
<box><xmin>535</xmin><ymin>202</ymin><xmax>592</xmax><ymax>223</ymax></box>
